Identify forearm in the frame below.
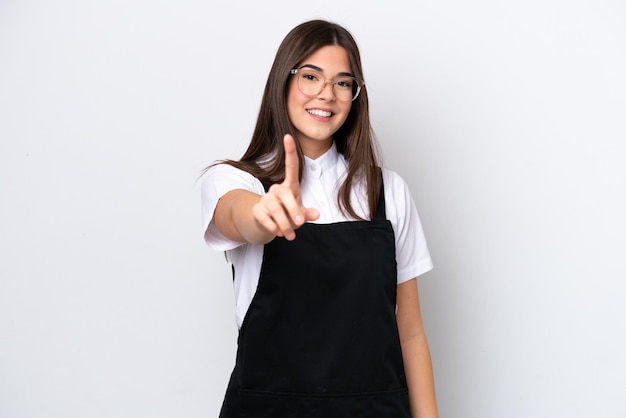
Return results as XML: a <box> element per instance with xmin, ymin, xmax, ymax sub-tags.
<box><xmin>214</xmin><ymin>189</ymin><xmax>275</xmax><ymax>245</ymax></box>
<box><xmin>396</xmin><ymin>279</ymin><xmax>439</xmax><ymax>418</ymax></box>
<box><xmin>400</xmin><ymin>332</ymin><xmax>439</xmax><ymax>418</ymax></box>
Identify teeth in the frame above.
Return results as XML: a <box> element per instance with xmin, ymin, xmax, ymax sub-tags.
<box><xmin>308</xmin><ymin>109</ymin><xmax>332</xmax><ymax>117</ymax></box>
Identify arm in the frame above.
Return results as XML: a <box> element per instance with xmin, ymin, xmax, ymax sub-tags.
<box><xmin>212</xmin><ymin>134</ymin><xmax>319</xmax><ymax>245</ymax></box>
<box><xmin>213</xmin><ymin>188</ymin><xmax>276</xmax><ymax>245</ymax></box>
<box><xmin>397</xmin><ymin>278</ymin><xmax>439</xmax><ymax>418</ymax></box>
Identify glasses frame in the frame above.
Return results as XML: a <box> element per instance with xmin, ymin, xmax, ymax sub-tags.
<box><xmin>290</xmin><ymin>67</ymin><xmax>362</xmax><ymax>102</ymax></box>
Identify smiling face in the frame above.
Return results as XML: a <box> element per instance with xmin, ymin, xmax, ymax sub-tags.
<box><xmin>287</xmin><ymin>45</ymin><xmax>354</xmax><ymax>159</ymax></box>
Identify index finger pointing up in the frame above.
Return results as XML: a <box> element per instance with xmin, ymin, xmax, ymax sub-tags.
<box><xmin>283</xmin><ymin>134</ymin><xmax>299</xmax><ymax>187</ymax></box>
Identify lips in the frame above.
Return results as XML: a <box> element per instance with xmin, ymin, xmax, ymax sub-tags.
<box><xmin>307</xmin><ymin>108</ymin><xmax>333</xmax><ymax>118</ymax></box>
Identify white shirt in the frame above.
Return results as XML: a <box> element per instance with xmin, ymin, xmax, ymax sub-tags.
<box><xmin>201</xmin><ymin>143</ymin><xmax>433</xmax><ymax>328</ymax></box>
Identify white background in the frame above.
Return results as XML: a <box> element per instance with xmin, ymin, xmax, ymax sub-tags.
<box><xmin>1</xmin><ymin>1</ymin><xmax>625</xmax><ymax>417</ymax></box>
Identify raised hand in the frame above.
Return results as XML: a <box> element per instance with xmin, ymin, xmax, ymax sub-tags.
<box><xmin>252</xmin><ymin>134</ymin><xmax>320</xmax><ymax>241</ymax></box>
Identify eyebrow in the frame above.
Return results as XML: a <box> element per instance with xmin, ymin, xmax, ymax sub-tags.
<box><xmin>299</xmin><ymin>64</ymin><xmax>354</xmax><ymax>78</ymax></box>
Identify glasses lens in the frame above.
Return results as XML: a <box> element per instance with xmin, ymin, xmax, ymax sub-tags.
<box><xmin>295</xmin><ymin>69</ymin><xmax>360</xmax><ymax>102</ymax></box>
<box><xmin>334</xmin><ymin>76</ymin><xmax>359</xmax><ymax>102</ymax></box>
<box><xmin>296</xmin><ymin>69</ymin><xmax>323</xmax><ymax>96</ymax></box>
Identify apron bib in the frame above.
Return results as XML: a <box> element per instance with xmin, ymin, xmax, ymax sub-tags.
<box><xmin>220</xmin><ymin>182</ymin><xmax>410</xmax><ymax>417</ymax></box>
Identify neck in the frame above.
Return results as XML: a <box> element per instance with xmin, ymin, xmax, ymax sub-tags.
<box><xmin>299</xmin><ymin>138</ymin><xmax>333</xmax><ymax>160</ymax></box>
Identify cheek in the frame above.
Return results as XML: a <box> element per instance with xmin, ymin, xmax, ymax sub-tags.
<box><xmin>287</xmin><ymin>83</ymin><xmax>303</xmax><ymax>117</ymax></box>
<box><xmin>287</xmin><ymin>83</ymin><xmax>311</xmax><ymax>107</ymax></box>
<box><xmin>287</xmin><ymin>78</ymin><xmax>303</xmax><ymax>104</ymax></box>
<box><xmin>337</xmin><ymin>103</ymin><xmax>352</xmax><ymax>124</ymax></box>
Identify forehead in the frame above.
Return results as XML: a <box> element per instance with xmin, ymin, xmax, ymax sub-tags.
<box><xmin>298</xmin><ymin>45</ymin><xmax>352</xmax><ymax>74</ymax></box>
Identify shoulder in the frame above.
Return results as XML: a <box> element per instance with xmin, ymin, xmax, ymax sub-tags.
<box><xmin>381</xmin><ymin>168</ymin><xmax>413</xmax><ymax>201</ymax></box>
<box><xmin>379</xmin><ymin>167</ymin><xmax>422</xmax><ymax>228</ymax></box>
<box><xmin>202</xmin><ymin>162</ymin><xmax>258</xmax><ymax>184</ymax></box>
<box><xmin>201</xmin><ymin>163</ymin><xmax>265</xmax><ymax>197</ymax></box>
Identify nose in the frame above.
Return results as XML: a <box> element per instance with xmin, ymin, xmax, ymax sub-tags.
<box><xmin>318</xmin><ymin>81</ymin><xmax>336</xmax><ymax>101</ymax></box>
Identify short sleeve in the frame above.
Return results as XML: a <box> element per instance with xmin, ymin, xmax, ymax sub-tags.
<box><xmin>200</xmin><ymin>164</ymin><xmax>265</xmax><ymax>251</ymax></box>
<box><xmin>383</xmin><ymin>170</ymin><xmax>433</xmax><ymax>283</ymax></box>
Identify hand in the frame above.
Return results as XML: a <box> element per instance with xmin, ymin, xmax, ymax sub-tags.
<box><xmin>252</xmin><ymin>134</ymin><xmax>320</xmax><ymax>241</ymax></box>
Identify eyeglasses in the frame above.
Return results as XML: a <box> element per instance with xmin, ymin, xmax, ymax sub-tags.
<box><xmin>290</xmin><ymin>67</ymin><xmax>362</xmax><ymax>102</ymax></box>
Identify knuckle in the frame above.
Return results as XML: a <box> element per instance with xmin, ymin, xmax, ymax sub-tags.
<box><xmin>266</xmin><ymin>200</ymin><xmax>282</xmax><ymax>213</ymax></box>
<box><xmin>277</xmin><ymin>188</ymin><xmax>293</xmax><ymax>200</ymax></box>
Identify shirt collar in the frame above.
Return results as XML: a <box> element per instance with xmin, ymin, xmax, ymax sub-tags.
<box><xmin>303</xmin><ymin>142</ymin><xmax>339</xmax><ymax>176</ymax></box>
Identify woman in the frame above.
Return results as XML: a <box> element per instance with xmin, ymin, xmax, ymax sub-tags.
<box><xmin>201</xmin><ymin>19</ymin><xmax>439</xmax><ymax>418</ymax></box>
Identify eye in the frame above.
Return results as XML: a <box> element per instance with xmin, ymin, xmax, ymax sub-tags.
<box><xmin>335</xmin><ymin>78</ymin><xmax>354</xmax><ymax>90</ymax></box>
<box><xmin>301</xmin><ymin>71</ymin><xmax>321</xmax><ymax>82</ymax></box>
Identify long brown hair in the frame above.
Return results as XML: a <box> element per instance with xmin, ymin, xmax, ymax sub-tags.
<box><xmin>212</xmin><ymin>19</ymin><xmax>382</xmax><ymax>220</ymax></box>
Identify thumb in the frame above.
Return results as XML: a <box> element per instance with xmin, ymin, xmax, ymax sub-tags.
<box><xmin>303</xmin><ymin>207</ymin><xmax>320</xmax><ymax>222</ymax></box>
